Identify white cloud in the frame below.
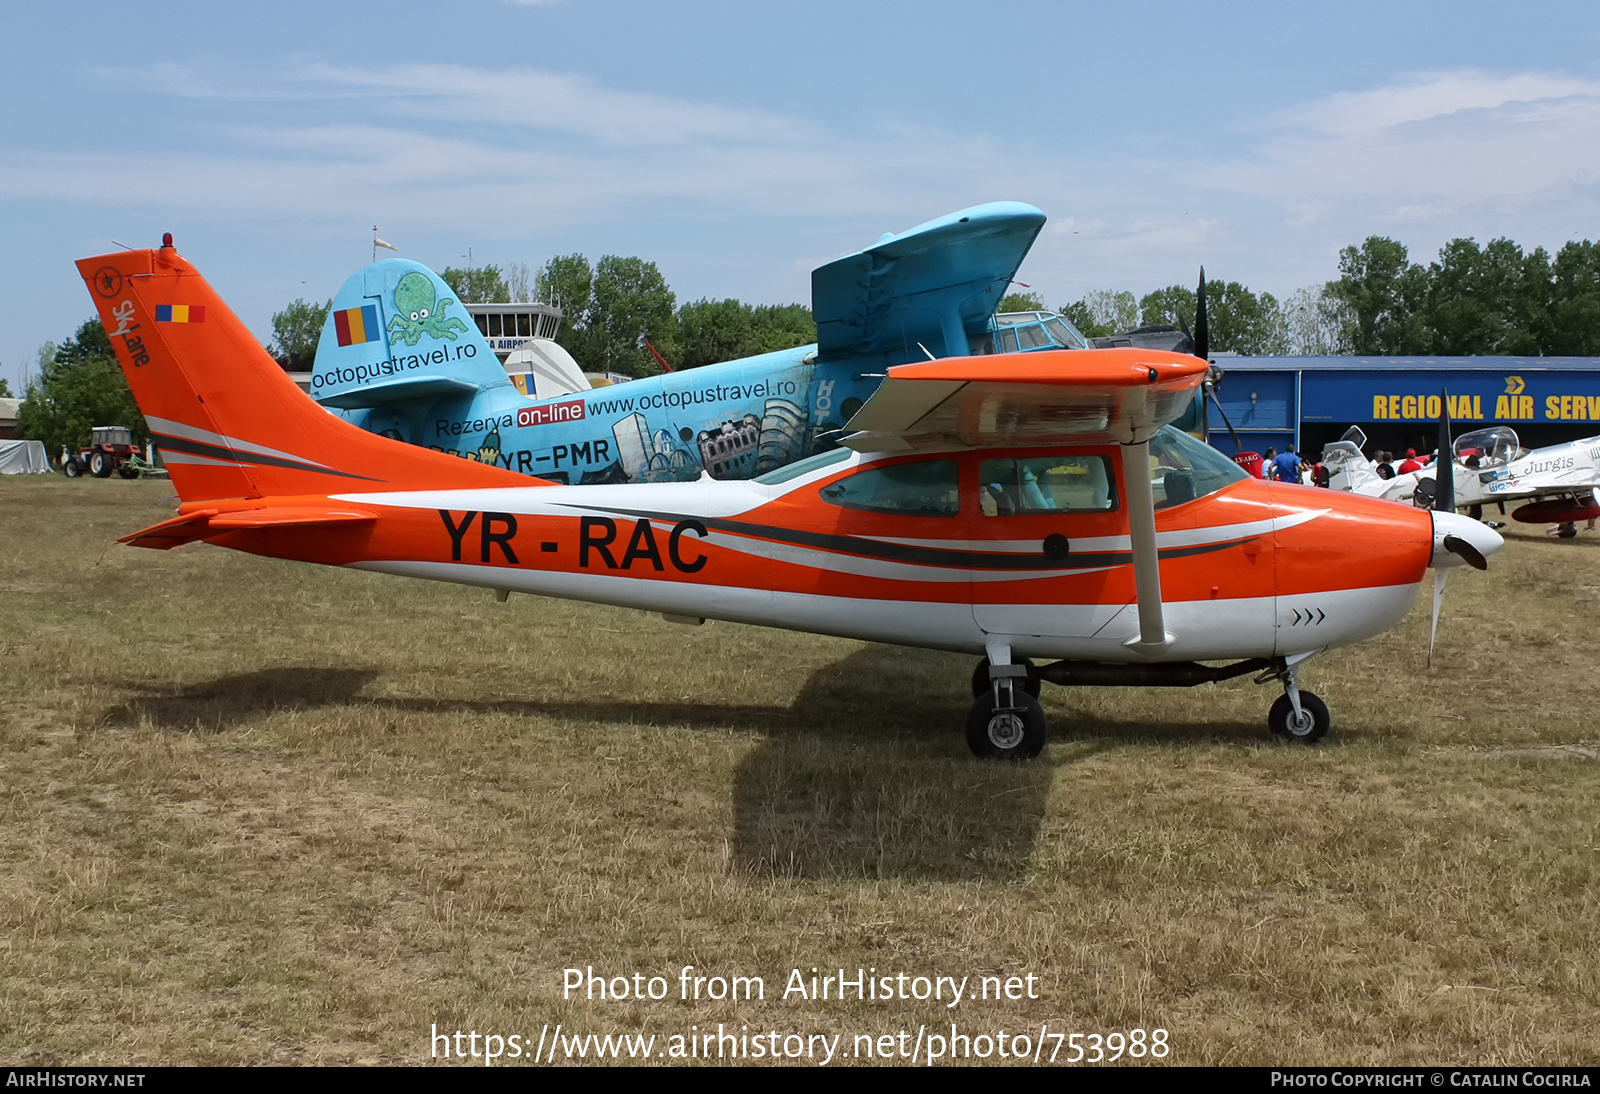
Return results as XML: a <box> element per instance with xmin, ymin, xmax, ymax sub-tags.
<box><xmin>9</xmin><ymin>61</ymin><xmax>1600</xmax><ymax>309</ymax></box>
<box><xmin>1206</xmin><ymin>70</ymin><xmax>1600</xmax><ymax>221</ymax></box>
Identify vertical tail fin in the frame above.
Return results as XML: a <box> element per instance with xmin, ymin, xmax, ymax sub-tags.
<box><xmin>76</xmin><ymin>242</ymin><xmax>532</xmax><ymax>503</ymax></box>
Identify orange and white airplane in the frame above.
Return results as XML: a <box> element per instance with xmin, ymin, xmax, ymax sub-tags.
<box><xmin>78</xmin><ymin>238</ymin><xmax>1503</xmax><ymax>758</ymax></box>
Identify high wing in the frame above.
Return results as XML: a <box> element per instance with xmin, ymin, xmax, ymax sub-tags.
<box><xmin>812</xmin><ymin>202</ymin><xmax>1046</xmax><ymax>361</ymax></box>
<box><xmin>841</xmin><ymin>348</ymin><xmax>1208</xmax><ymax>453</ymax></box>
<box><xmin>839</xmin><ymin>347</ymin><xmax>1209</xmax><ymax>654</ymax></box>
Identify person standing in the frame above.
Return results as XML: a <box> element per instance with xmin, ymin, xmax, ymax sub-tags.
<box><xmin>1272</xmin><ymin>445</ymin><xmax>1302</xmax><ymax>484</ymax></box>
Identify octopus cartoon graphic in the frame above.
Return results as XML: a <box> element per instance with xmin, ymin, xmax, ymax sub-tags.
<box><xmin>387</xmin><ymin>272</ymin><xmax>469</xmax><ymax>347</ymax></box>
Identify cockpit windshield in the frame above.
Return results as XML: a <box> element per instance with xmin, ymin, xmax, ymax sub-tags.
<box><xmin>978</xmin><ymin>311</ymin><xmax>1091</xmax><ymax>354</ymax></box>
<box><xmin>1453</xmin><ymin>427</ymin><xmax>1521</xmax><ymax>470</ymax></box>
<box><xmin>1148</xmin><ymin>426</ymin><xmax>1249</xmax><ymax>508</ymax></box>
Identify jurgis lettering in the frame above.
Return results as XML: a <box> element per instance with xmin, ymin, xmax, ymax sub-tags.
<box><xmin>109</xmin><ymin>300</ymin><xmax>150</xmax><ymax>367</ymax></box>
<box><xmin>1524</xmin><ymin>455</ymin><xmax>1577</xmax><ymax>476</ymax></box>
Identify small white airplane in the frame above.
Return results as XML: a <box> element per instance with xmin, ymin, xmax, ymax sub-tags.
<box><xmin>1322</xmin><ymin>424</ymin><xmax>1600</xmax><ymax>537</ymax></box>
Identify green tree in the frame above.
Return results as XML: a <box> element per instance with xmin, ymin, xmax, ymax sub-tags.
<box><xmin>16</xmin><ymin>320</ymin><xmax>146</xmax><ymax>454</ymax></box>
<box><xmin>1138</xmin><ymin>284</ymin><xmax>1197</xmax><ymax>329</ymax></box>
<box><xmin>0</xmin><ymin>378</ymin><xmax>12</xmax><ymax>398</ymax></box>
<box><xmin>441</xmin><ymin>264</ymin><xmax>509</xmax><ymax>304</ymax></box>
<box><xmin>536</xmin><ymin>253</ymin><xmax>596</xmax><ymax>364</ymax></box>
<box><xmin>270</xmin><ymin>298</ymin><xmax>332</xmax><ymax>371</ymax></box>
<box><xmin>1207</xmin><ymin>281</ymin><xmax>1287</xmax><ymax>355</ymax></box>
<box><xmin>1419</xmin><ymin>237</ymin><xmax>1547</xmax><ymax>356</ymax></box>
<box><xmin>748</xmin><ymin>303</ymin><xmax>816</xmax><ymax>355</ymax></box>
<box><xmin>676</xmin><ymin>298</ymin><xmax>755</xmax><ymax>369</ymax></box>
<box><xmin>997</xmin><ymin>291</ymin><xmax>1046</xmax><ymax>313</ymax></box>
<box><xmin>1327</xmin><ymin>237</ymin><xmax>1431</xmax><ymax>354</ymax></box>
<box><xmin>674</xmin><ymin>300</ymin><xmax>816</xmax><ymax>369</ymax></box>
<box><xmin>1061</xmin><ymin>290</ymin><xmax>1138</xmax><ymax>338</ymax></box>
<box><xmin>587</xmin><ymin>256</ymin><xmax>677</xmax><ymax>377</ymax></box>
<box><xmin>1549</xmin><ymin>240</ymin><xmax>1600</xmax><ymax>354</ymax></box>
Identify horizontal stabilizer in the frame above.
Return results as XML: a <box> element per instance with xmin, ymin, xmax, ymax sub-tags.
<box><xmin>841</xmin><ymin>348</ymin><xmax>1207</xmax><ymax>451</ymax></box>
<box><xmin>119</xmin><ymin>506</ymin><xmax>377</xmax><ymax>550</ymax></box>
<box><xmin>317</xmin><ymin>374</ymin><xmax>480</xmax><ymax>409</ymax></box>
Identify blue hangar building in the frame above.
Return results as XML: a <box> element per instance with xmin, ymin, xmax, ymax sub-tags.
<box><xmin>1202</xmin><ymin>356</ymin><xmax>1600</xmax><ymax>460</ymax></box>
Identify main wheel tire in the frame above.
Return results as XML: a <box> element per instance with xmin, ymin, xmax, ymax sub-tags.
<box><xmin>62</xmin><ymin>459</ymin><xmax>82</xmax><ymax>478</ymax></box>
<box><xmin>1559</xmin><ymin>523</ymin><xmax>1578</xmax><ymax>539</ymax></box>
<box><xmin>969</xmin><ymin>657</ymin><xmax>1042</xmax><ymax>698</ymax></box>
<box><xmin>965</xmin><ymin>690</ymin><xmax>1047</xmax><ymax>760</ymax></box>
<box><xmin>1269</xmin><ymin>691</ymin><xmax>1330</xmax><ymax>742</ymax></box>
<box><xmin>89</xmin><ymin>451</ymin><xmax>112</xmax><ymax>478</ymax></box>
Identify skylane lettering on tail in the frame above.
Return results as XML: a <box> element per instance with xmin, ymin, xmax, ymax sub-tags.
<box><xmin>77</xmin><ymin>234</ymin><xmax>1502</xmax><ymax>760</ymax></box>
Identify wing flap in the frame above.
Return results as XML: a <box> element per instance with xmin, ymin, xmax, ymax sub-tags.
<box><xmin>841</xmin><ymin>348</ymin><xmax>1207</xmax><ymax>451</ymax></box>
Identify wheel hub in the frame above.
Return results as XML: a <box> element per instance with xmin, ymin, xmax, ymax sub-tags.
<box><xmin>1285</xmin><ymin>708</ymin><xmax>1316</xmax><ymax>736</ymax></box>
<box><xmin>986</xmin><ymin>713</ymin><xmax>1025</xmax><ymax>750</ymax></box>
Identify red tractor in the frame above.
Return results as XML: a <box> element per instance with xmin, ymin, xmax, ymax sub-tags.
<box><xmin>61</xmin><ymin>426</ymin><xmax>142</xmax><ymax>479</ymax></box>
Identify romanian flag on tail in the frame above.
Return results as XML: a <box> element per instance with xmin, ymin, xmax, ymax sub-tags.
<box><xmin>334</xmin><ymin>305</ymin><xmax>380</xmax><ymax>347</ymax></box>
<box><xmin>155</xmin><ymin>304</ymin><xmax>206</xmax><ymax>323</ymax></box>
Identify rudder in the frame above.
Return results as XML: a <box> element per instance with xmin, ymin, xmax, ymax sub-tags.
<box><xmin>76</xmin><ymin>240</ymin><xmax>533</xmax><ymax>503</ymax></box>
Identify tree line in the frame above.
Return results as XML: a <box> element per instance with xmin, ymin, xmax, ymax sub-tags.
<box><xmin>1056</xmin><ymin>236</ymin><xmax>1600</xmax><ymax>358</ymax></box>
<box><xmin>269</xmin><ymin>255</ymin><xmax>816</xmax><ymax>379</ymax></box>
<box><xmin>18</xmin><ymin>232</ymin><xmax>1600</xmax><ymax>453</ymax></box>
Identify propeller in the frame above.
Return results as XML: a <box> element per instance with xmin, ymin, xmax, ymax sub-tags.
<box><xmin>1184</xmin><ymin>270</ymin><xmax>1242</xmax><ymax>449</ymax></box>
<box><xmin>1428</xmin><ymin>387</ymin><xmax>1468</xmax><ymax>666</ymax></box>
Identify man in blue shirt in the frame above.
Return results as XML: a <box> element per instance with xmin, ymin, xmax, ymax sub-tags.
<box><xmin>1272</xmin><ymin>445</ymin><xmax>1302</xmax><ymax>483</ymax></box>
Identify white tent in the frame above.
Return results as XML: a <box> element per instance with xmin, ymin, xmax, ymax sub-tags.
<box><xmin>0</xmin><ymin>439</ymin><xmax>51</xmax><ymax>474</ymax></box>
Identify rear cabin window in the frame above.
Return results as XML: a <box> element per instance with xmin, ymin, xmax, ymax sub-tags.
<box><xmin>979</xmin><ymin>456</ymin><xmax>1117</xmax><ymax>516</ymax></box>
<box><xmin>819</xmin><ymin>459</ymin><xmax>960</xmax><ymax>516</ymax></box>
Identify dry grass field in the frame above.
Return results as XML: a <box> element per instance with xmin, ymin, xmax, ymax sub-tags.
<box><xmin>1</xmin><ymin>475</ymin><xmax>1597</xmax><ymax>1066</ymax></box>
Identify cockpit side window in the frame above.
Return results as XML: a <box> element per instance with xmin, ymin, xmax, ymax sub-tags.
<box><xmin>979</xmin><ymin>456</ymin><xmax>1117</xmax><ymax>516</ymax></box>
<box><xmin>819</xmin><ymin>459</ymin><xmax>960</xmax><ymax>516</ymax></box>
<box><xmin>1147</xmin><ymin>426</ymin><xmax>1248</xmax><ymax>509</ymax></box>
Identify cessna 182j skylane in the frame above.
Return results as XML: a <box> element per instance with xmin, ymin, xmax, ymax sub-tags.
<box><xmin>79</xmin><ymin>238</ymin><xmax>1501</xmax><ymax>758</ymax></box>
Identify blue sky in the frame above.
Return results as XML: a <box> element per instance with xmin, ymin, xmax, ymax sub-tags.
<box><xmin>4</xmin><ymin>1</ymin><xmax>1600</xmax><ymax>387</ymax></box>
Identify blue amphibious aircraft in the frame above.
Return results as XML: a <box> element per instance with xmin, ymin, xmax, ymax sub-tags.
<box><xmin>310</xmin><ymin>202</ymin><xmax>1106</xmax><ymax>485</ymax></box>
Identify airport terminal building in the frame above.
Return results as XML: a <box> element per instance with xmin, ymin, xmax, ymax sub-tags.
<box><xmin>1204</xmin><ymin>356</ymin><xmax>1600</xmax><ymax>459</ymax></box>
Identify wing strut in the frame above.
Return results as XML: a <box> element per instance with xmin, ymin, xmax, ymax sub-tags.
<box><xmin>1120</xmin><ymin>440</ymin><xmax>1175</xmax><ymax>653</ymax></box>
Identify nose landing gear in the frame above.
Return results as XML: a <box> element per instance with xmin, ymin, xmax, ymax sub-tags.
<box><xmin>1258</xmin><ymin>654</ymin><xmax>1329</xmax><ymax>742</ymax></box>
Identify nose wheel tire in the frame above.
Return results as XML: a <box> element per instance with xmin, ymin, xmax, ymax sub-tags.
<box><xmin>970</xmin><ymin>657</ymin><xmax>1041</xmax><ymax>699</ymax></box>
<box><xmin>966</xmin><ymin>690</ymin><xmax>1047</xmax><ymax>760</ymax></box>
<box><xmin>1269</xmin><ymin>691</ymin><xmax>1330</xmax><ymax>742</ymax></box>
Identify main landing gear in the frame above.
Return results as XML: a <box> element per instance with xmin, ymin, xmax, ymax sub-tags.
<box><xmin>968</xmin><ymin>657</ymin><xmax>1047</xmax><ymax>760</ymax></box>
<box><xmin>963</xmin><ymin>649</ymin><xmax>1331</xmax><ymax>759</ymax></box>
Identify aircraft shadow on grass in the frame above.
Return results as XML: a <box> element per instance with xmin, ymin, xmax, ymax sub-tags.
<box><xmin>102</xmin><ymin>649</ymin><xmax>1272</xmax><ymax>881</ymax></box>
